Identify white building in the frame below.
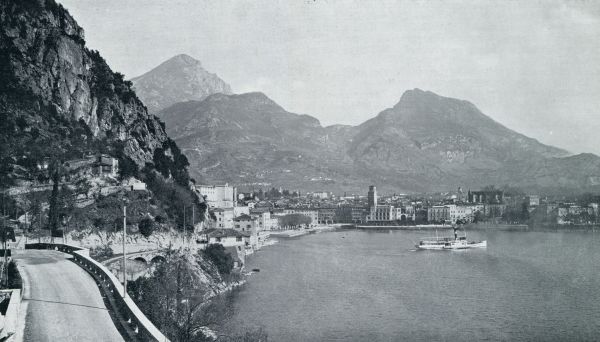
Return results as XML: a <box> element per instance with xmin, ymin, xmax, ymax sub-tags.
<box><xmin>233</xmin><ymin>206</ymin><xmax>250</xmax><ymax>217</ymax></box>
<box><xmin>428</xmin><ymin>204</ymin><xmax>479</xmax><ymax>224</ymax></box>
<box><xmin>233</xmin><ymin>214</ymin><xmax>259</xmax><ymax>250</ymax></box>
<box><xmin>197</xmin><ymin>184</ymin><xmax>236</xmax><ymax>208</ymax></box>
<box><xmin>367</xmin><ymin>205</ymin><xmax>394</xmax><ymax>222</ymax></box>
<box><xmin>312</xmin><ymin>191</ymin><xmax>329</xmax><ymax>199</ymax></box>
<box><xmin>212</xmin><ymin>207</ymin><xmax>234</xmax><ymax>229</ymax></box>
<box><xmin>253</xmin><ymin>211</ymin><xmax>278</xmax><ymax>231</ymax></box>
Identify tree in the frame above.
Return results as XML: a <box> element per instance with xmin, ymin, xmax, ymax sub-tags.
<box><xmin>138</xmin><ymin>217</ymin><xmax>155</xmax><ymax>238</ymax></box>
<box><xmin>47</xmin><ymin>166</ymin><xmax>61</xmax><ymax>235</ymax></box>
<box><xmin>473</xmin><ymin>210</ymin><xmax>485</xmax><ymax>223</ymax></box>
<box><xmin>278</xmin><ymin>214</ymin><xmax>311</xmax><ymax>228</ymax></box>
<box><xmin>128</xmin><ymin>251</ymin><xmax>208</xmax><ymax>341</ymax></box>
<box><xmin>75</xmin><ymin>178</ymin><xmax>92</xmax><ymax>198</ymax></box>
<box><xmin>203</xmin><ymin>244</ymin><xmax>234</xmax><ymax>275</ymax></box>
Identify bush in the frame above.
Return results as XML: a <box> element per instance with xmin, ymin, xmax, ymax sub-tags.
<box><xmin>2</xmin><ymin>261</ymin><xmax>22</xmax><ymax>290</ymax></box>
<box><xmin>278</xmin><ymin>214</ymin><xmax>311</xmax><ymax>228</ymax></box>
<box><xmin>138</xmin><ymin>217</ymin><xmax>155</xmax><ymax>238</ymax></box>
<box><xmin>202</xmin><ymin>244</ymin><xmax>234</xmax><ymax>275</ymax></box>
<box><xmin>90</xmin><ymin>244</ymin><xmax>114</xmax><ymax>260</ymax></box>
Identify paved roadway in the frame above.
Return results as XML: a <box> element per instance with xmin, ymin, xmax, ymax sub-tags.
<box><xmin>13</xmin><ymin>250</ymin><xmax>124</xmax><ymax>341</ymax></box>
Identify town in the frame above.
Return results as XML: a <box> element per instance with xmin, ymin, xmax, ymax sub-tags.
<box><xmin>192</xmin><ymin>180</ymin><xmax>600</xmax><ymax>264</ymax></box>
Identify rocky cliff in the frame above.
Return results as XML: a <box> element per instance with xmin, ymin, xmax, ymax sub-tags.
<box><xmin>0</xmin><ymin>0</ymin><xmax>189</xmax><ymax>186</ymax></box>
<box><xmin>131</xmin><ymin>54</ymin><xmax>232</xmax><ymax>113</ymax></box>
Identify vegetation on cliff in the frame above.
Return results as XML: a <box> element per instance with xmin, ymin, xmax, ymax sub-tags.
<box><xmin>0</xmin><ymin>0</ymin><xmax>205</xmax><ymax>233</ymax></box>
<box><xmin>128</xmin><ymin>249</ymin><xmax>267</xmax><ymax>341</ymax></box>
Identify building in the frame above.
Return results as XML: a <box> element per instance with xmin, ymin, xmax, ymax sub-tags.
<box><xmin>367</xmin><ymin>205</ymin><xmax>394</xmax><ymax>222</ymax></box>
<box><xmin>428</xmin><ymin>205</ymin><xmax>450</xmax><ymax>223</ymax></box>
<box><xmin>394</xmin><ymin>206</ymin><xmax>416</xmax><ymax>222</ymax></box>
<box><xmin>233</xmin><ymin>214</ymin><xmax>258</xmax><ymax>233</ymax></box>
<box><xmin>317</xmin><ymin>208</ymin><xmax>336</xmax><ymax>224</ymax></box>
<box><xmin>312</xmin><ymin>192</ymin><xmax>329</xmax><ymax>199</ymax></box>
<box><xmin>527</xmin><ymin>195</ymin><xmax>540</xmax><ymax>207</ymax></box>
<box><xmin>449</xmin><ymin>205</ymin><xmax>474</xmax><ymax>223</ymax></box>
<box><xmin>589</xmin><ymin>203</ymin><xmax>599</xmax><ymax>216</ymax></box>
<box><xmin>252</xmin><ymin>211</ymin><xmax>279</xmax><ymax>231</ymax></box>
<box><xmin>336</xmin><ymin>206</ymin><xmax>366</xmax><ymax>223</ymax></box>
<box><xmin>468</xmin><ymin>190</ymin><xmax>504</xmax><ymax>204</ymax></box>
<box><xmin>197</xmin><ymin>228</ymin><xmax>248</xmax><ymax>268</ymax></box>
<box><xmin>212</xmin><ymin>207</ymin><xmax>234</xmax><ymax>229</ymax></box>
<box><xmin>233</xmin><ymin>214</ymin><xmax>259</xmax><ymax>250</ymax></box>
<box><xmin>368</xmin><ymin>185</ymin><xmax>378</xmax><ymax>208</ymax></box>
<box><xmin>199</xmin><ymin>228</ymin><xmax>247</xmax><ymax>247</ymax></box>
<box><xmin>197</xmin><ymin>184</ymin><xmax>236</xmax><ymax>208</ymax></box>
<box><xmin>95</xmin><ymin>154</ymin><xmax>118</xmax><ymax>178</ymax></box>
<box><xmin>283</xmin><ymin>209</ymin><xmax>318</xmax><ymax>225</ymax></box>
<box><xmin>233</xmin><ymin>206</ymin><xmax>250</xmax><ymax>217</ymax></box>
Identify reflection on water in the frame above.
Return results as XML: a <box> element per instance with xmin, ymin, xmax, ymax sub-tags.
<box><xmin>219</xmin><ymin>229</ymin><xmax>600</xmax><ymax>341</ymax></box>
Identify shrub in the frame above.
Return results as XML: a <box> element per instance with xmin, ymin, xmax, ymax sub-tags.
<box><xmin>90</xmin><ymin>243</ymin><xmax>114</xmax><ymax>260</ymax></box>
<box><xmin>202</xmin><ymin>244</ymin><xmax>234</xmax><ymax>275</ymax></box>
<box><xmin>138</xmin><ymin>217</ymin><xmax>155</xmax><ymax>238</ymax></box>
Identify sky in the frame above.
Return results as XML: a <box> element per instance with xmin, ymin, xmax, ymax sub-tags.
<box><xmin>58</xmin><ymin>0</ymin><xmax>600</xmax><ymax>155</ymax></box>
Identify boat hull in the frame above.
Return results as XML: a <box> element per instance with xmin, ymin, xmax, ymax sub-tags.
<box><xmin>416</xmin><ymin>240</ymin><xmax>487</xmax><ymax>250</ymax></box>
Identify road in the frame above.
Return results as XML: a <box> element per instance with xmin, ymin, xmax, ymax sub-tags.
<box><xmin>13</xmin><ymin>250</ymin><xmax>124</xmax><ymax>341</ymax></box>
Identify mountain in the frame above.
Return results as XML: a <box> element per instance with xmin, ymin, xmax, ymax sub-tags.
<box><xmin>158</xmin><ymin>92</ymin><xmax>362</xmax><ymax>188</ymax></box>
<box><xmin>348</xmin><ymin>89</ymin><xmax>571</xmax><ymax>190</ymax></box>
<box><xmin>0</xmin><ymin>0</ymin><xmax>190</xmax><ymax>187</ymax></box>
<box><xmin>131</xmin><ymin>54</ymin><xmax>232</xmax><ymax>113</ymax></box>
<box><xmin>159</xmin><ymin>89</ymin><xmax>600</xmax><ymax>193</ymax></box>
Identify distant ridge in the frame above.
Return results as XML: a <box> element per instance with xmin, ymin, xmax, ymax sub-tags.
<box><xmin>154</xmin><ymin>88</ymin><xmax>600</xmax><ymax>193</ymax></box>
<box><xmin>131</xmin><ymin>54</ymin><xmax>232</xmax><ymax>113</ymax></box>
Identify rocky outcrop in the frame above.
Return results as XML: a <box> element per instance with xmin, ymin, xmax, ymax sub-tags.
<box><xmin>0</xmin><ymin>0</ymin><xmax>187</xmax><ymax>178</ymax></box>
<box><xmin>131</xmin><ymin>54</ymin><xmax>232</xmax><ymax>113</ymax></box>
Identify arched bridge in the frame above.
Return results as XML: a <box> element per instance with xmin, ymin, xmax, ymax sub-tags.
<box><xmin>103</xmin><ymin>249</ymin><xmax>169</xmax><ymax>282</ymax></box>
<box><xmin>127</xmin><ymin>250</ymin><xmax>167</xmax><ymax>265</ymax></box>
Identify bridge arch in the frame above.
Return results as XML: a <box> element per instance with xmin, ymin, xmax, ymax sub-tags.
<box><xmin>133</xmin><ymin>257</ymin><xmax>148</xmax><ymax>265</ymax></box>
<box><xmin>151</xmin><ymin>255</ymin><xmax>166</xmax><ymax>264</ymax></box>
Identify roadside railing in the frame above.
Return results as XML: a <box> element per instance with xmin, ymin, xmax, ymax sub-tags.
<box><xmin>0</xmin><ymin>288</ymin><xmax>22</xmax><ymax>340</ymax></box>
<box><xmin>25</xmin><ymin>243</ymin><xmax>169</xmax><ymax>342</ymax></box>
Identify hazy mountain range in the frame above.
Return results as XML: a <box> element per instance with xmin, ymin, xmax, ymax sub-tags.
<box><xmin>135</xmin><ymin>55</ymin><xmax>600</xmax><ymax>193</ymax></box>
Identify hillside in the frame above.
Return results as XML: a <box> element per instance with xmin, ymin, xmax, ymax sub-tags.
<box><xmin>131</xmin><ymin>54</ymin><xmax>232</xmax><ymax>113</ymax></box>
<box><xmin>159</xmin><ymin>89</ymin><xmax>600</xmax><ymax>193</ymax></box>
<box><xmin>348</xmin><ymin>89</ymin><xmax>571</xmax><ymax>190</ymax></box>
<box><xmin>0</xmin><ymin>0</ymin><xmax>201</xmax><ymax>230</ymax></box>
<box><xmin>158</xmin><ymin>92</ymin><xmax>362</xmax><ymax>189</ymax></box>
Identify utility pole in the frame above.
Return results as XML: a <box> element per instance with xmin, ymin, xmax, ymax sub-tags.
<box><xmin>3</xmin><ymin>190</ymin><xmax>6</xmax><ymax>287</ymax></box>
<box><xmin>38</xmin><ymin>206</ymin><xmax>42</xmax><ymax>244</ymax></box>
<box><xmin>122</xmin><ymin>205</ymin><xmax>127</xmax><ymax>298</ymax></box>
<box><xmin>192</xmin><ymin>205</ymin><xmax>195</xmax><ymax>234</ymax></box>
<box><xmin>183</xmin><ymin>206</ymin><xmax>186</xmax><ymax>245</ymax></box>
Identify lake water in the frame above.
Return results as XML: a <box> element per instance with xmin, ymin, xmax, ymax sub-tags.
<box><xmin>222</xmin><ymin>229</ymin><xmax>600</xmax><ymax>341</ymax></box>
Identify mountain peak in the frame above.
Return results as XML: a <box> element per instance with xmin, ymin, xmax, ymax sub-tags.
<box><xmin>131</xmin><ymin>54</ymin><xmax>232</xmax><ymax>113</ymax></box>
<box><xmin>165</xmin><ymin>53</ymin><xmax>201</xmax><ymax>67</ymax></box>
<box><xmin>396</xmin><ymin>88</ymin><xmax>463</xmax><ymax>108</ymax></box>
